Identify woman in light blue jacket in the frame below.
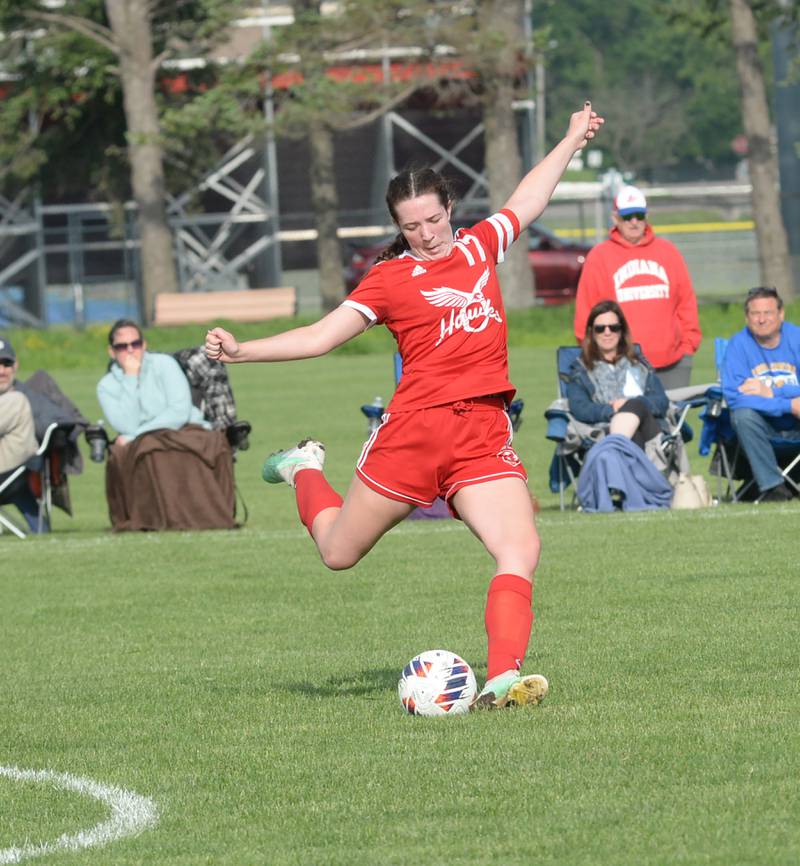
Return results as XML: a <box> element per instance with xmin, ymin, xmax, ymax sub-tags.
<box><xmin>97</xmin><ymin>319</ymin><xmax>207</xmax><ymax>445</ymax></box>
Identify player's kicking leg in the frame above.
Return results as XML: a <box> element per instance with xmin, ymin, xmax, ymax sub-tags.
<box><xmin>262</xmin><ymin>439</ymin><xmax>414</xmax><ymax>570</ymax></box>
<box><xmin>452</xmin><ymin>477</ymin><xmax>549</xmax><ymax>711</ymax></box>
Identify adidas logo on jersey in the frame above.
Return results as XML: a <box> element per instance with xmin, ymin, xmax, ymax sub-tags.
<box><xmin>411</xmin><ymin>264</ymin><xmax>427</xmax><ymax>277</ymax></box>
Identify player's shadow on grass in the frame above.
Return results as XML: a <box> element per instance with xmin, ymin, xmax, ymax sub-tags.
<box><xmin>283</xmin><ymin>667</ymin><xmax>398</xmax><ymax>698</ymax></box>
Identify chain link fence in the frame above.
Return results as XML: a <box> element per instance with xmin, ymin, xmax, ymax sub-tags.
<box><xmin>1</xmin><ymin>182</ymin><xmax>760</xmax><ymax>327</ymax></box>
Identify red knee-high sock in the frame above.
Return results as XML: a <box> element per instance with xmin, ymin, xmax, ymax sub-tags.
<box><xmin>485</xmin><ymin>573</ymin><xmax>534</xmax><ymax>680</ymax></box>
<box><xmin>294</xmin><ymin>469</ymin><xmax>343</xmax><ymax>534</ymax></box>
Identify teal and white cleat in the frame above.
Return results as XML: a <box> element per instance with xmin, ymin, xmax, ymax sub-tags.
<box><xmin>261</xmin><ymin>439</ymin><xmax>326</xmax><ymax>487</ymax></box>
<box><xmin>473</xmin><ymin>670</ymin><xmax>549</xmax><ymax>709</ymax></box>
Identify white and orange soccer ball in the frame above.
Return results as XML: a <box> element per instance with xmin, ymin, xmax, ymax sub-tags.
<box><xmin>397</xmin><ymin>649</ymin><xmax>478</xmax><ymax>716</ymax></box>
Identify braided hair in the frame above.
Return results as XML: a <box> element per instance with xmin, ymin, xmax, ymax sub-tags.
<box><xmin>376</xmin><ymin>168</ymin><xmax>455</xmax><ymax>263</ymax></box>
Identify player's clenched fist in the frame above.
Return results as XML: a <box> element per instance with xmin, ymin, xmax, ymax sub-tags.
<box><xmin>205</xmin><ymin>326</ymin><xmax>240</xmax><ymax>363</ymax></box>
<box><xmin>567</xmin><ymin>101</ymin><xmax>604</xmax><ymax>151</ymax></box>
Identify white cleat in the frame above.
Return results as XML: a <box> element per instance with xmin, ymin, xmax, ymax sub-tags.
<box><xmin>261</xmin><ymin>439</ymin><xmax>326</xmax><ymax>487</ymax></box>
<box><xmin>473</xmin><ymin>670</ymin><xmax>549</xmax><ymax>710</ymax></box>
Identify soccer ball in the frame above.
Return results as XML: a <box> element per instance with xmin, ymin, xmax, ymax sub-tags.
<box><xmin>397</xmin><ymin>649</ymin><xmax>478</xmax><ymax>716</ymax></box>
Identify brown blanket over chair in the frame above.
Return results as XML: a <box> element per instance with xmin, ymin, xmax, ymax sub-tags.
<box><xmin>106</xmin><ymin>426</ymin><xmax>237</xmax><ymax>531</ymax></box>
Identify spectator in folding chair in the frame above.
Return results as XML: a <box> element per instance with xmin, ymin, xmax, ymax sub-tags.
<box><xmin>0</xmin><ymin>334</ymin><xmax>87</xmax><ymax>533</ymax></box>
<box><xmin>565</xmin><ymin>301</ymin><xmax>678</xmax><ymax>511</ymax></box>
<box><xmin>721</xmin><ymin>286</ymin><xmax>800</xmax><ymax>503</ymax></box>
<box><xmin>567</xmin><ymin>301</ymin><xmax>670</xmax><ymax>451</ymax></box>
<box><xmin>96</xmin><ymin>319</ymin><xmax>237</xmax><ymax>531</ymax></box>
<box><xmin>98</xmin><ymin>319</ymin><xmax>209</xmax><ymax>446</ymax></box>
<box><xmin>0</xmin><ymin>334</ymin><xmax>39</xmax><ymax>530</ymax></box>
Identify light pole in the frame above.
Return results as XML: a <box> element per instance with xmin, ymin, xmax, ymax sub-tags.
<box><xmin>522</xmin><ymin>0</ymin><xmax>537</xmax><ymax>164</ymax></box>
<box><xmin>261</xmin><ymin>0</ymin><xmax>283</xmax><ymax>287</ymax></box>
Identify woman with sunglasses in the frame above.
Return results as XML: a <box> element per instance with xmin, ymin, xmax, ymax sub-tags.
<box><xmin>567</xmin><ymin>300</ymin><xmax>669</xmax><ymax>450</ymax></box>
<box><xmin>97</xmin><ymin>319</ymin><xmax>206</xmax><ymax>446</ymax></box>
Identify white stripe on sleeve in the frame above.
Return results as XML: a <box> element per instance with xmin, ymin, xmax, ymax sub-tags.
<box><xmin>487</xmin><ymin>216</ymin><xmax>507</xmax><ymax>263</ymax></box>
<box><xmin>341</xmin><ymin>298</ymin><xmax>378</xmax><ymax>326</ymax></box>
<box><xmin>494</xmin><ymin>211</ymin><xmax>516</xmax><ymax>250</ymax></box>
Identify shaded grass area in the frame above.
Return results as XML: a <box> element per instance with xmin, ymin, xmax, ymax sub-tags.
<box><xmin>2</xmin><ymin>350</ymin><xmax>799</xmax><ymax>864</ymax></box>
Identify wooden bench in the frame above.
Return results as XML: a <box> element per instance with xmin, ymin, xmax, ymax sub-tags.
<box><xmin>154</xmin><ymin>287</ymin><xmax>297</xmax><ymax>325</ymax></box>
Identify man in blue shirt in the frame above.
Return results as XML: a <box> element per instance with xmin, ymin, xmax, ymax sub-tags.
<box><xmin>722</xmin><ymin>287</ymin><xmax>800</xmax><ymax>502</ymax></box>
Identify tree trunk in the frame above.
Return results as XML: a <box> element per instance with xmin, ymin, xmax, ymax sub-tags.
<box><xmin>309</xmin><ymin>118</ymin><xmax>346</xmax><ymax>311</ymax></box>
<box><xmin>729</xmin><ymin>0</ymin><xmax>794</xmax><ymax>299</ymax></box>
<box><xmin>480</xmin><ymin>0</ymin><xmax>534</xmax><ymax>310</ymax></box>
<box><xmin>291</xmin><ymin>0</ymin><xmax>345</xmax><ymax>311</ymax></box>
<box><xmin>105</xmin><ymin>0</ymin><xmax>178</xmax><ymax>325</ymax></box>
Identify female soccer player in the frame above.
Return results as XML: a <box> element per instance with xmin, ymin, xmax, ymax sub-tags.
<box><xmin>206</xmin><ymin>101</ymin><xmax>603</xmax><ymax>709</ymax></box>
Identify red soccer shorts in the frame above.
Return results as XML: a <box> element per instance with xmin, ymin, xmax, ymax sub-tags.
<box><xmin>355</xmin><ymin>396</ymin><xmax>527</xmax><ymax>519</ymax></box>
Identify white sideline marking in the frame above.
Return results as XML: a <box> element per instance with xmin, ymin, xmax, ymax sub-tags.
<box><xmin>0</xmin><ymin>766</ymin><xmax>158</xmax><ymax>864</ymax></box>
<box><xmin>8</xmin><ymin>499</ymin><xmax>798</xmax><ymax>553</ymax></box>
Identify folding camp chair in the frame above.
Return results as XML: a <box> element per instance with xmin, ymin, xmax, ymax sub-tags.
<box><xmin>0</xmin><ymin>421</ymin><xmax>71</xmax><ymax>538</ymax></box>
<box><xmin>1</xmin><ymin>369</ymin><xmax>90</xmax><ymax>536</ymax></box>
<box><xmin>544</xmin><ymin>346</ymin><xmax>595</xmax><ymax>510</ymax></box>
<box><xmin>544</xmin><ymin>345</ymin><xmax>707</xmax><ymax>510</ymax></box>
<box><xmin>698</xmin><ymin>337</ymin><xmax>800</xmax><ymax>502</ymax></box>
<box><xmin>87</xmin><ymin>348</ymin><xmax>251</xmax><ymax>530</ymax></box>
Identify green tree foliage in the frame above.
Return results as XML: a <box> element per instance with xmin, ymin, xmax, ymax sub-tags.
<box><xmin>0</xmin><ymin>0</ymin><xmax>249</xmax><ymax>200</ymax></box>
<box><xmin>429</xmin><ymin>0</ymin><xmax>536</xmax><ymax>307</ymax></box>
<box><xmin>534</xmin><ymin>0</ymin><xmax>747</xmax><ymax>175</ymax></box>
<box><xmin>242</xmin><ymin>0</ymin><xmax>425</xmax><ymax>138</ymax></box>
<box><xmin>667</xmin><ymin>0</ymin><xmax>797</xmax><ymax>295</ymax></box>
<box><xmin>0</xmin><ymin>1</ymin><xmax>125</xmax><ymax>197</ymax></box>
<box><xmin>0</xmin><ymin>0</ymin><xmax>253</xmax><ymax>320</ymax></box>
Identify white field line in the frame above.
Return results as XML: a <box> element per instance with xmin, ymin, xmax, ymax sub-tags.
<box><xmin>12</xmin><ymin>501</ymin><xmax>799</xmax><ymax>551</ymax></box>
<box><xmin>0</xmin><ymin>766</ymin><xmax>158</xmax><ymax>864</ymax></box>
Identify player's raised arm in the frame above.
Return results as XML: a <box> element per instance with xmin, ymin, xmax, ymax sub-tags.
<box><xmin>205</xmin><ymin>305</ymin><xmax>368</xmax><ymax>364</ymax></box>
<box><xmin>503</xmin><ymin>101</ymin><xmax>604</xmax><ymax>232</ymax></box>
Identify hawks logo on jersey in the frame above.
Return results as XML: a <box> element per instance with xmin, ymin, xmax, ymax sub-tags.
<box><xmin>420</xmin><ymin>266</ymin><xmax>504</xmax><ymax>347</ymax></box>
<box><xmin>341</xmin><ymin>209</ymin><xmax>521</xmax><ymax>411</ymax></box>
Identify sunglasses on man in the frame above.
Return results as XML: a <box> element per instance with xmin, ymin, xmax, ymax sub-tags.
<box><xmin>0</xmin><ymin>358</ymin><xmax>14</xmax><ymax>367</ymax></box>
<box><xmin>112</xmin><ymin>339</ymin><xmax>144</xmax><ymax>352</ymax></box>
<box><xmin>620</xmin><ymin>212</ymin><xmax>646</xmax><ymax>222</ymax></box>
<box><xmin>593</xmin><ymin>323</ymin><xmax>622</xmax><ymax>334</ymax></box>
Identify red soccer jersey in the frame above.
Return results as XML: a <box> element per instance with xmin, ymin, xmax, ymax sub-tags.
<box><xmin>343</xmin><ymin>209</ymin><xmax>521</xmax><ymax>412</ymax></box>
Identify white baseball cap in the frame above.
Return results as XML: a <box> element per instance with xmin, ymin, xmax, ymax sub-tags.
<box><xmin>614</xmin><ymin>185</ymin><xmax>647</xmax><ymax>216</ymax></box>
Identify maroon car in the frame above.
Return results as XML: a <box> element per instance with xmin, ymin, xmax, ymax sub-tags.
<box><xmin>344</xmin><ymin>222</ymin><xmax>592</xmax><ymax>304</ymax></box>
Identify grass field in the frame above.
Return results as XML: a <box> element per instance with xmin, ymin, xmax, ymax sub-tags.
<box><xmin>2</xmin><ymin>320</ymin><xmax>800</xmax><ymax>865</ymax></box>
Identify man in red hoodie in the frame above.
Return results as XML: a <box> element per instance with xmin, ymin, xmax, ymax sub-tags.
<box><xmin>573</xmin><ymin>185</ymin><xmax>701</xmax><ymax>390</ymax></box>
